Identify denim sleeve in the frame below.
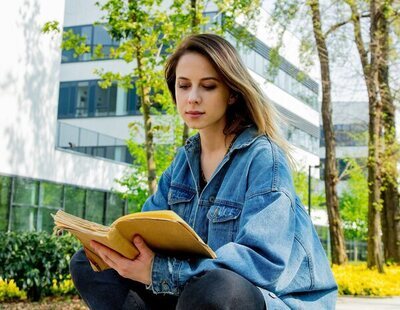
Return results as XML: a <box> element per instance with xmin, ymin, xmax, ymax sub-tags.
<box><xmin>149</xmin><ymin>190</ymin><xmax>296</xmax><ymax>295</ymax></box>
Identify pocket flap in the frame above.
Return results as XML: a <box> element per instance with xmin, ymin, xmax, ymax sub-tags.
<box><xmin>207</xmin><ymin>205</ymin><xmax>242</xmax><ymax>223</ymax></box>
<box><xmin>168</xmin><ymin>186</ymin><xmax>196</xmax><ymax>205</ymax></box>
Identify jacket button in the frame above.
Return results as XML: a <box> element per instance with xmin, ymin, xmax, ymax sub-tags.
<box><xmin>161</xmin><ymin>281</ymin><xmax>169</xmax><ymax>291</ymax></box>
<box><xmin>209</xmin><ymin>196</ymin><xmax>215</xmax><ymax>203</ymax></box>
<box><xmin>269</xmin><ymin>292</ymin><xmax>277</xmax><ymax>299</ymax></box>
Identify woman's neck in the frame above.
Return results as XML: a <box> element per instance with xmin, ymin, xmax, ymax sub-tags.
<box><xmin>199</xmin><ymin>128</ymin><xmax>234</xmax><ymax>155</ymax></box>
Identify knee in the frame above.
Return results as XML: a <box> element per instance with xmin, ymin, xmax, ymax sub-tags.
<box><xmin>178</xmin><ymin>269</ymin><xmax>262</xmax><ymax>310</ymax></box>
<box><xmin>69</xmin><ymin>249</ymin><xmax>93</xmax><ymax>288</ymax></box>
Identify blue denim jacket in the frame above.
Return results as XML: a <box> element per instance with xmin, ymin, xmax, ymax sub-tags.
<box><xmin>142</xmin><ymin>126</ymin><xmax>338</xmax><ymax>309</ymax></box>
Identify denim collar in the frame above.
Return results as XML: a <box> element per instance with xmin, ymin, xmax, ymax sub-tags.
<box><xmin>184</xmin><ymin>125</ymin><xmax>261</xmax><ymax>155</ymax></box>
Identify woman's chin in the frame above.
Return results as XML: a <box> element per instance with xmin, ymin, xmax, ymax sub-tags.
<box><xmin>184</xmin><ymin>121</ymin><xmax>201</xmax><ymax>130</ymax></box>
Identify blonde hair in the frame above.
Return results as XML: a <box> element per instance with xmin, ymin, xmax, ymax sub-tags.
<box><xmin>165</xmin><ymin>33</ymin><xmax>294</xmax><ymax>165</ymax></box>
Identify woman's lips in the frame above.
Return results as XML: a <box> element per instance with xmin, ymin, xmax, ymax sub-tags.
<box><xmin>186</xmin><ymin>111</ymin><xmax>205</xmax><ymax>118</ymax></box>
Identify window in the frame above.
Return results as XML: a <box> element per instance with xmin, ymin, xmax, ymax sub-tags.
<box><xmin>283</xmin><ymin>124</ymin><xmax>319</xmax><ymax>154</ymax></box>
<box><xmin>86</xmin><ymin>190</ymin><xmax>105</xmax><ymax>224</ymax></box>
<box><xmin>94</xmin><ymin>84</ymin><xmax>117</xmax><ymax>116</ymax></box>
<box><xmin>0</xmin><ymin>176</ymin><xmax>10</xmax><ymax>231</ymax></box>
<box><xmin>58</xmin><ymin>80</ymin><xmax>139</xmax><ymax>118</ymax></box>
<box><xmin>76</xmin><ymin>82</ymin><xmax>89</xmax><ymax>117</ymax></box>
<box><xmin>39</xmin><ymin>182</ymin><xmax>63</xmax><ymax>232</ymax></box>
<box><xmin>62</xmin><ymin>25</ymin><xmax>119</xmax><ymax>63</ymax></box>
<box><xmin>105</xmin><ymin>193</ymin><xmax>125</xmax><ymax>226</ymax></box>
<box><xmin>11</xmin><ymin>178</ymin><xmax>38</xmax><ymax>231</ymax></box>
<box><xmin>0</xmin><ymin>175</ymin><xmax>127</xmax><ymax>233</ymax></box>
<box><xmin>320</xmin><ymin>124</ymin><xmax>368</xmax><ymax>147</ymax></box>
<box><xmin>226</xmin><ymin>33</ymin><xmax>319</xmax><ymax>110</ymax></box>
<box><xmin>64</xmin><ymin>186</ymin><xmax>85</xmax><ymax>218</ymax></box>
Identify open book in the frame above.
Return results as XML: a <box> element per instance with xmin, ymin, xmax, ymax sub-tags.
<box><xmin>53</xmin><ymin>210</ymin><xmax>216</xmax><ymax>272</ymax></box>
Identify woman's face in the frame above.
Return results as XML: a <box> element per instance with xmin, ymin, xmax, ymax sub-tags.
<box><xmin>175</xmin><ymin>52</ymin><xmax>232</xmax><ymax>133</ymax></box>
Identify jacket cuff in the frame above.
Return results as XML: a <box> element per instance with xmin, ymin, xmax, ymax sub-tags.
<box><xmin>148</xmin><ymin>254</ymin><xmax>182</xmax><ymax>295</ymax></box>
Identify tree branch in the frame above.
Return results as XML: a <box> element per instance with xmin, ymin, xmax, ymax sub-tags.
<box><xmin>324</xmin><ymin>13</ymin><xmax>370</xmax><ymax>37</ymax></box>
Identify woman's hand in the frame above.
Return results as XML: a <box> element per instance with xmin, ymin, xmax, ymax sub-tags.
<box><xmin>90</xmin><ymin>235</ymin><xmax>155</xmax><ymax>285</ymax></box>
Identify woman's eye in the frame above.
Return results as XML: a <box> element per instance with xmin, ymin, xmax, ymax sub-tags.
<box><xmin>178</xmin><ymin>84</ymin><xmax>190</xmax><ymax>89</ymax></box>
<box><xmin>203</xmin><ymin>85</ymin><xmax>216</xmax><ymax>90</ymax></box>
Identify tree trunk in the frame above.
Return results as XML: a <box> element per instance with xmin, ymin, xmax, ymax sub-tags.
<box><xmin>136</xmin><ymin>54</ymin><xmax>157</xmax><ymax>195</ymax></box>
<box><xmin>127</xmin><ymin>0</ymin><xmax>157</xmax><ymax>194</ymax></box>
<box><xmin>377</xmin><ymin>0</ymin><xmax>400</xmax><ymax>263</ymax></box>
<box><xmin>309</xmin><ymin>0</ymin><xmax>348</xmax><ymax>264</ymax></box>
<box><xmin>368</xmin><ymin>0</ymin><xmax>385</xmax><ymax>272</ymax></box>
<box><xmin>347</xmin><ymin>0</ymin><xmax>385</xmax><ymax>272</ymax></box>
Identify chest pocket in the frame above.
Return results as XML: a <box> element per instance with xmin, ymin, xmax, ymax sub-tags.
<box><xmin>167</xmin><ymin>185</ymin><xmax>196</xmax><ymax>221</ymax></box>
<box><xmin>207</xmin><ymin>204</ymin><xmax>242</xmax><ymax>250</ymax></box>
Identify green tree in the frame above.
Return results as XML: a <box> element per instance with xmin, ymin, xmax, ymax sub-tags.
<box><xmin>293</xmin><ymin>169</ymin><xmax>325</xmax><ymax>211</ymax></box>
<box><xmin>339</xmin><ymin>158</ymin><xmax>368</xmax><ymax>241</ymax></box>
<box><xmin>343</xmin><ymin>0</ymin><xmax>400</xmax><ymax>270</ymax></box>
<box><xmin>270</xmin><ymin>0</ymin><xmax>348</xmax><ymax>264</ymax></box>
<box><xmin>43</xmin><ymin>0</ymin><xmax>267</xmax><ymax>210</ymax></box>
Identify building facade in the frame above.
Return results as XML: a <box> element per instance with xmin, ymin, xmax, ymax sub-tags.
<box><xmin>0</xmin><ymin>0</ymin><xmax>322</xmax><ymax>233</ymax></box>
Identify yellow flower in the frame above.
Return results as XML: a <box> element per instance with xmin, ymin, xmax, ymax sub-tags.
<box><xmin>332</xmin><ymin>263</ymin><xmax>400</xmax><ymax>296</ymax></box>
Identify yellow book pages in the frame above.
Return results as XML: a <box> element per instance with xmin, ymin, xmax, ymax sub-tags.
<box><xmin>53</xmin><ymin>211</ymin><xmax>138</xmax><ymax>271</ymax></box>
<box><xmin>113</xmin><ymin>210</ymin><xmax>216</xmax><ymax>258</ymax></box>
<box><xmin>53</xmin><ymin>209</ymin><xmax>216</xmax><ymax>272</ymax></box>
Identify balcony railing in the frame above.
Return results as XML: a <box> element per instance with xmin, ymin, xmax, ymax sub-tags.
<box><xmin>57</xmin><ymin>122</ymin><xmax>133</xmax><ymax>164</ymax></box>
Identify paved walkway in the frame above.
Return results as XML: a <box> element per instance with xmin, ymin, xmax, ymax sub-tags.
<box><xmin>337</xmin><ymin>296</ymin><xmax>400</xmax><ymax>309</ymax></box>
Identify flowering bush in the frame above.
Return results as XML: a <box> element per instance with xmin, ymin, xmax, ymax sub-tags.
<box><xmin>332</xmin><ymin>263</ymin><xmax>400</xmax><ymax>296</ymax></box>
<box><xmin>50</xmin><ymin>275</ymin><xmax>77</xmax><ymax>296</ymax></box>
<box><xmin>0</xmin><ymin>231</ymin><xmax>80</xmax><ymax>301</ymax></box>
<box><xmin>0</xmin><ymin>278</ymin><xmax>27</xmax><ymax>302</ymax></box>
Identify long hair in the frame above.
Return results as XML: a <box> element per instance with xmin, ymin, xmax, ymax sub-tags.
<box><xmin>165</xmin><ymin>33</ymin><xmax>293</xmax><ymax>163</ymax></box>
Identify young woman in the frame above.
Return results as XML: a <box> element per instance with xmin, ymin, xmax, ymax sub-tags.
<box><xmin>70</xmin><ymin>33</ymin><xmax>337</xmax><ymax>310</ymax></box>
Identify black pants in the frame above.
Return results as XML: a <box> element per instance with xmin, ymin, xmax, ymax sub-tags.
<box><xmin>70</xmin><ymin>249</ymin><xmax>266</xmax><ymax>310</ymax></box>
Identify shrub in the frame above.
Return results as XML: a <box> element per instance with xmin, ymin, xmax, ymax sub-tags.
<box><xmin>332</xmin><ymin>263</ymin><xmax>400</xmax><ymax>296</ymax></box>
<box><xmin>0</xmin><ymin>278</ymin><xmax>27</xmax><ymax>302</ymax></box>
<box><xmin>0</xmin><ymin>231</ymin><xmax>80</xmax><ymax>301</ymax></box>
<box><xmin>50</xmin><ymin>275</ymin><xmax>77</xmax><ymax>296</ymax></box>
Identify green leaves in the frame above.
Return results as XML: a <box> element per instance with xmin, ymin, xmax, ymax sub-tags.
<box><xmin>41</xmin><ymin>21</ymin><xmax>60</xmax><ymax>34</ymax></box>
<box><xmin>339</xmin><ymin>158</ymin><xmax>368</xmax><ymax>241</ymax></box>
<box><xmin>61</xmin><ymin>30</ymin><xmax>90</xmax><ymax>57</ymax></box>
<box><xmin>0</xmin><ymin>232</ymin><xmax>80</xmax><ymax>301</ymax></box>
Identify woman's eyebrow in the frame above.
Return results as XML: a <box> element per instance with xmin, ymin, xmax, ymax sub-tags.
<box><xmin>177</xmin><ymin>76</ymin><xmax>220</xmax><ymax>82</ymax></box>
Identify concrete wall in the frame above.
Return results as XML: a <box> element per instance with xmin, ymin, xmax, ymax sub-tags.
<box><xmin>0</xmin><ymin>0</ymin><xmax>128</xmax><ymax>191</ymax></box>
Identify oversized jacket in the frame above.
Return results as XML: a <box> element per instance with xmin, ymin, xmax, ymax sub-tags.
<box><xmin>142</xmin><ymin>126</ymin><xmax>338</xmax><ymax>309</ymax></box>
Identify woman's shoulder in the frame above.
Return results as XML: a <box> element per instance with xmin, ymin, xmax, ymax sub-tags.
<box><xmin>240</xmin><ymin>135</ymin><xmax>295</xmax><ymax>196</ymax></box>
<box><xmin>244</xmin><ymin>135</ymin><xmax>289</xmax><ymax>168</ymax></box>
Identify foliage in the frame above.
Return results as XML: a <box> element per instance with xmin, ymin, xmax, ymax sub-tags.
<box><xmin>292</xmin><ymin>169</ymin><xmax>325</xmax><ymax>209</ymax></box>
<box><xmin>332</xmin><ymin>263</ymin><xmax>400</xmax><ymax>296</ymax></box>
<box><xmin>50</xmin><ymin>275</ymin><xmax>76</xmax><ymax>297</ymax></box>
<box><xmin>0</xmin><ymin>278</ymin><xmax>27</xmax><ymax>302</ymax></box>
<box><xmin>115</xmin><ymin>114</ymin><xmax>184</xmax><ymax>211</ymax></box>
<box><xmin>44</xmin><ymin>0</ymin><xmax>264</xmax><ymax>206</ymax></box>
<box><xmin>0</xmin><ymin>232</ymin><xmax>80</xmax><ymax>301</ymax></box>
<box><xmin>339</xmin><ymin>158</ymin><xmax>368</xmax><ymax>241</ymax></box>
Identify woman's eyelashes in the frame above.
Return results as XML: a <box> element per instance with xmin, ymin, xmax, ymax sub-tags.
<box><xmin>177</xmin><ymin>83</ymin><xmax>217</xmax><ymax>90</ymax></box>
<box><xmin>203</xmin><ymin>84</ymin><xmax>216</xmax><ymax>90</ymax></box>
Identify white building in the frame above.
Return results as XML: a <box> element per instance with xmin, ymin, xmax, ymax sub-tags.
<box><xmin>0</xmin><ymin>0</ymin><xmax>321</xmax><ymax>232</ymax></box>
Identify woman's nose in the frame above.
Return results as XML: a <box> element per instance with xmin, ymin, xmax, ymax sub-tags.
<box><xmin>188</xmin><ymin>89</ymin><xmax>201</xmax><ymax>104</ymax></box>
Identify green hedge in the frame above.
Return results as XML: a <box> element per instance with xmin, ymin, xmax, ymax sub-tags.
<box><xmin>0</xmin><ymin>231</ymin><xmax>80</xmax><ymax>301</ymax></box>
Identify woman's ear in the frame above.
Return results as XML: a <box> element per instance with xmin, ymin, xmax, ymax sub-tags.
<box><xmin>228</xmin><ymin>93</ymin><xmax>237</xmax><ymax>105</ymax></box>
